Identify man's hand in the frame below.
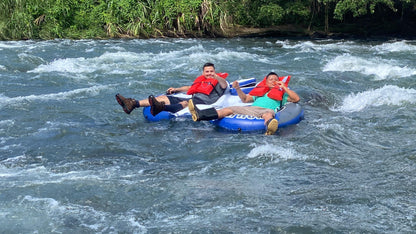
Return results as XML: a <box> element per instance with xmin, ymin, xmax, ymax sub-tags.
<box><xmin>166</xmin><ymin>87</ymin><xmax>176</xmax><ymax>94</ymax></box>
<box><xmin>275</xmin><ymin>81</ymin><xmax>287</xmax><ymax>90</ymax></box>
<box><xmin>232</xmin><ymin>81</ymin><xmax>240</xmax><ymax>89</ymax></box>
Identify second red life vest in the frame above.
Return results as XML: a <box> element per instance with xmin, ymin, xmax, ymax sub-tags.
<box><xmin>249</xmin><ymin>75</ymin><xmax>291</xmax><ymax>101</ymax></box>
<box><xmin>187</xmin><ymin>73</ymin><xmax>228</xmax><ymax>95</ymax></box>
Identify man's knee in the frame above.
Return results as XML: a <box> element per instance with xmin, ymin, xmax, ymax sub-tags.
<box><xmin>180</xmin><ymin>100</ymin><xmax>189</xmax><ymax>107</ymax></box>
<box><xmin>262</xmin><ymin>112</ymin><xmax>275</xmax><ymax>119</ymax></box>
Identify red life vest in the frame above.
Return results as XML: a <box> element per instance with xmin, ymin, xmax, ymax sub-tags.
<box><xmin>187</xmin><ymin>73</ymin><xmax>228</xmax><ymax>95</ymax></box>
<box><xmin>248</xmin><ymin>75</ymin><xmax>291</xmax><ymax>101</ymax></box>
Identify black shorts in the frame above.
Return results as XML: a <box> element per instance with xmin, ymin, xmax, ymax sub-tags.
<box><xmin>166</xmin><ymin>95</ymin><xmax>206</xmax><ymax>105</ymax></box>
<box><xmin>167</xmin><ymin>95</ymin><xmax>190</xmax><ymax>105</ymax></box>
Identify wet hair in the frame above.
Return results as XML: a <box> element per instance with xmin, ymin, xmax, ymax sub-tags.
<box><xmin>266</xmin><ymin>72</ymin><xmax>279</xmax><ymax>78</ymax></box>
<box><xmin>203</xmin><ymin>62</ymin><xmax>215</xmax><ymax>70</ymax></box>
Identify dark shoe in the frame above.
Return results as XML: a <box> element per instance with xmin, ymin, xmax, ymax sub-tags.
<box><xmin>188</xmin><ymin>99</ymin><xmax>218</xmax><ymax>121</ymax></box>
<box><xmin>265</xmin><ymin>119</ymin><xmax>278</xmax><ymax>135</ymax></box>
<box><xmin>116</xmin><ymin>94</ymin><xmax>137</xmax><ymax>114</ymax></box>
<box><xmin>148</xmin><ymin>95</ymin><xmax>165</xmax><ymax>116</ymax></box>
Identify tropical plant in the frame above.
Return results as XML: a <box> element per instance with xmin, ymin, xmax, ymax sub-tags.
<box><xmin>0</xmin><ymin>0</ymin><xmax>415</xmax><ymax>40</ymax></box>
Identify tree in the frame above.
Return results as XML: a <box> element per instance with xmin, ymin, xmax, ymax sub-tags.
<box><xmin>333</xmin><ymin>0</ymin><xmax>396</xmax><ymax>20</ymax></box>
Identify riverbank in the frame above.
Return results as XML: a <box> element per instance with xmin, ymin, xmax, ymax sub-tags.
<box><xmin>2</xmin><ymin>20</ymin><xmax>415</xmax><ymax>41</ymax></box>
<box><xmin>110</xmin><ymin>20</ymin><xmax>416</xmax><ymax>41</ymax></box>
<box><xmin>220</xmin><ymin>20</ymin><xmax>416</xmax><ymax>40</ymax></box>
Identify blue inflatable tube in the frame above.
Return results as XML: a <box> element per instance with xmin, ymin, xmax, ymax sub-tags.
<box><xmin>143</xmin><ymin>78</ymin><xmax>257</xmax><ymax>122</ymax></box>
<box><xmin>143</xmin><ymin>106</ymin><xmax>177</xmax><ymax>122</ymax></box>
<box><xmin>142</xmin><ymin>77</ymin><xmax>304</xmax><ymax>133</ymax></box>
<box><xmin>210</xmin><ymin>102</ymin><xmax>304</xmax><ymax>132</ymax></box>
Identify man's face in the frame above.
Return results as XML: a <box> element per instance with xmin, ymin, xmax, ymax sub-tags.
<box><xmin>202</xmin><ymin>66</ymin><xmax>216</xmax><ymax>78</ymax></box>
<box><xmin>266</xmin><ymin>74</ymin><xmax>279</xmax><ymax>88</ymax></box>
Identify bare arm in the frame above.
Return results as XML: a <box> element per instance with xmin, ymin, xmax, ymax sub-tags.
<box><xmin>277</xmin><ymin>81</ymin><xmax>300</xmax><ymax>103</ymax></box>
<box><xmin>213</xmin><ymin>74</ymin><xmax>229</xmax><ymax>89</ymax></box>
<box><xmin>232</xmin><ymin>81</ymin><xmax>254</xmax><ymax>103</ymax></box>
<box><xmin>166</xmin><ymin>86</ymin><xmax>191</xmax><ymax>94</ymax></box>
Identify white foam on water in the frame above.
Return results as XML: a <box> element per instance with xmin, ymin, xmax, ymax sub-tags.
<box><xmin>28</xmin><ymin>51</ymin><xmax>154</xmax><ymax>74</ymax></box>
<box><xmin>279</xmin><ymin>40</ymin><xmax>416</xmax><ymax>57</ymax></box>
<box><xmin>29</xmin><ymin>51</ymin><xmax>163</xmax><ymax>74</ymax></box>
<box><xmin>27</xmin><ymin>45</ymin><xmax>204</xmax><ymax>75</ymax></box>
<box><xmin>372</xmin><ymin>40</ymin><xmax>416</xmax><ymax>53</ymax></box>
<box><xmin>323</xmin><ymin>54</ymin><xmax>416</xmax><ymax>80</ymax></box>
<box><xmin>185</xmin><ymin>45</ymin><xmax>262</xmax><ymax>65</ymax></box>
<box><xmin>0</xmin><ymin>121</ymin><xmax>18</xmax><ymax>152</ymax></box>
<box><xmin>0</xmin><ymin>155</ymin><xmax>25</xmax><ymax>164</ymax></box>
<box><xmin>314</xmin><ymin>122</ymin><xmax>345</xmax><ymax>132</ymax></box>
<box><xmin>0</xmin><ymin>112</ymin><xmax>19</xmax><ymax>141</ymax></box>
<box><xmin>0</xmin><ymin>155</ymin><xmax>141</xmax><ymax>189</ymax></box>
<box><xmin>280</xmin><ymin>40</ymin><xmax>317</xmax><ymax>52</ymax></box>
<box><xmin>29</xmin><ymin>57</ymin><xmax>95</xmax><ymax>73</ymax></box>
<box><xmin>0</xmin><ymin>119</ymin><xmax>15</xmax><ymax>127</ymax></box>
<box><xmin>247</xmin><ymin>143</ymin><xmax>308</xmax><ymax>161</ymax></box>
<box><xmin>0</xmin><ymin>41</ymin><xmax>24</xmax><ymax>49</ymax></box>
<box><xmin>280</xmin><ymin>40</ymin><xmax>360</xmax><ymax>53</ymax></box>
<box><xmin>0</xmin><ymin>143</ymin><xmax>21</xmax><ymax>152</ymax></box>
<box><xmin>26</xmin><ymin>43</ymin><xmax>264</xmax><ymax>77</ymax></box>
<box><xmin>247</xmin><ymin>143</ymin><xmax>334</xmax><ymax>165</ymax></box>
<box><xmin>0</xmin><ymin>160</ymin><xmax>43</xmax><ymax>178</ymax></box>
<box><xmin>333</xmin><ymin>85</ymin><xmax>416</xmax><ymax>112</ymax></box>
<box><xmin>0</xmin><ymin>84</ymin><xmax>110</xmax><ymax>108</ymax></box>
<box><xmin>18</xmin><ymin>53</ymin><xmax>46</xmax><ymax>65</ymax></box>
<box><xmin>275</xmin><ymin>39</ymin><xmax>290</xmax><ymax>47</ymax></box>
<box><xmin>29</xmin><ymin>120</ymin><xmax>77</xmax><ymax>139</ymax></box>
<box><xmin>17</xmin><ymin>195</ymin><xmax>147</xmax><ymax>232</ymax></box>
<box><xmin>0</xmin><ymin>164</ymin><xmax>99</xmax><ymax>188</ymax></box>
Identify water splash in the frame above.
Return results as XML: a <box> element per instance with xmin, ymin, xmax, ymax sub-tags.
<box><xmin>323</xmin><ymin>54</ymin><xmax>416</xmax><ymax>80</ymax></box>
<box><xmin>15</xmin><ymin>196</ymin><xmax>147</xmax><ymax>232</ymax></box>
<box><xmin>372</xmin><ymin>40</ymin><xmax>416</xmax><ymax>53</ymax></box>
<box><xmin>28</xmin><ymin>51</ymin><xmax>150</xmax><ymax>74</ymax></box>
<box><xmin>247</xmin><ymin>143</ymin><xmax>304</xmax><ymax>161</ymax></box>
<box><xmin>333</xmin><ymin>85</ymin><xmax>416</xmax><ymax>112</ymax></box>
<box><xmin>0</xmin><ymin>85</ymin><xmax>110</xmax><ymax>109</ymax></box>
<box><xmin>27</xmin><ymin>45</ymin><xmax>261</xmax><ymax>76</ymax></box>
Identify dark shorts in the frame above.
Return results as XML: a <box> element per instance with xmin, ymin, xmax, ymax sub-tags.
<box><xmin>167</xmin><ymin>95</ymin><xmax>209</xmax><ymax>105</ymax></box>
<box><xmin>167</xmin><ymin>95</ymin><xmax>190</xmax><ymax>105</ymax></box>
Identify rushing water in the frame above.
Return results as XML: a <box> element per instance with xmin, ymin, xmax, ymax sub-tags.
<box><xmin>1</xmin><ymin>38</ymin><xmax>415</xmax><ymax>233</ymax></box>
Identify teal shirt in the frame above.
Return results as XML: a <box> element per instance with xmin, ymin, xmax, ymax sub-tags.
<box><xmin>252</xmin><ymin>93</ymin><xmax>288</xmax><ymax>111</ymax></box>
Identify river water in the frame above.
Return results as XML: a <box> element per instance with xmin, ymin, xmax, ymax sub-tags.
<box><xmin>1</xmin><ymin>38</ymin><xmax>415</xmax><ymax>233</ymax></box>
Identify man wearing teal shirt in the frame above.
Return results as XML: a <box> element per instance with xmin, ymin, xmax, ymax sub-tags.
<box><xmin>189</xmin><ymin>72</ymin><xmax>300</xmax><ymax>135</ymax></box>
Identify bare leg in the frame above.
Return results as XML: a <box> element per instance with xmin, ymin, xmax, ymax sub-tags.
<box><xmin>138</xmin><ymin>95</ymin><xmax>171</xmax><ymax>107</ymax></box>
<box><xmin>179</xmin><ymin>100</ymin><xmax>188</xmax><ymax>108</ymax></box>
<box><xmin>261</xmin><ymin>112</ymin><xmax>275</xmax><ymax>126</ymax></box>
<box><xmin>262</xmin><ymin>112</ymin><xmax>278</xmax><ymax>135</ymax></box>
<box><xmin>217</xmin><ymin>108</ymin><xmax>234</xmax><ymax>118</ymax></box>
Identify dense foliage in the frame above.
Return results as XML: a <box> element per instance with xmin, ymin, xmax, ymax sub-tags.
<box><xmin>1</xmin><ymin>0</ymin><xmax>415</xmax><ymax>40</ymax></box>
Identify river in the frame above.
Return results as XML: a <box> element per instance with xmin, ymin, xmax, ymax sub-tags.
<box><xmin>1</xmin><ymin>38</ymin><xmax>416</xmax><ymax>233</ymax></box>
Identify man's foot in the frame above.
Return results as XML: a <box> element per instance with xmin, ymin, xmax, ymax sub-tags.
<box><xmin>188</xmin><ymin>99</ymin><xmax>199</xmax><ymax>121</ymax></box>
<box><xmin>265</xmin><ymin>119</ymin><xmax>278</xmax><ymax>135</ymax></box>
<box><xmin>148</xmin><ymin>95</ymin><xmax>165</xmax><ymax>116</ymax></box>
<box><xmin>115</xmin><ymin>94</ymin><xmax>137</xmax><ymax>114</ymax></box>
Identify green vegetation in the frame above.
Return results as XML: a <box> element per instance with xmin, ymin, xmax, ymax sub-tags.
<box><xmin>1</xmin><ymin>0</ymin><xmax>415</xmax><ymax>40</ymax></box>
